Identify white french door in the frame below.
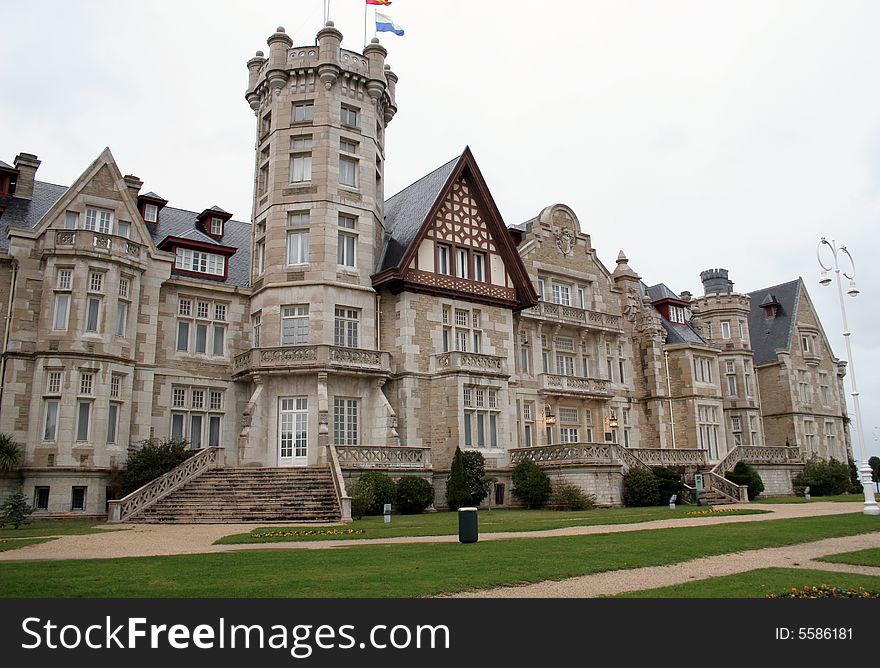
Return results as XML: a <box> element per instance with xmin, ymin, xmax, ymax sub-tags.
<box><xmin>279</xmin><ymin>397</ymin><xmax>308</xmax><ymax>466</ymax></box>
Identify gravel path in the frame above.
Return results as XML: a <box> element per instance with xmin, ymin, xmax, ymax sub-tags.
<box><xmin>448</xmin><ymin>532</ymin><xmax>880</xmax><ymax>598</ymax></box>
<box><xmin>0</xmin><ymin>502</ymin><xmax>867</xmax><ymax>562</ymax></box>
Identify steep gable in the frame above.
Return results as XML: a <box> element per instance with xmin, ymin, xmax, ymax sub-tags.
<box><xmin>374</xmin><ymin>147</ymin><xmax>537</xmax><ymax>310</ymax></box>
<box><xmin>748</xmin><ymin>278</ymin><xmax>801</xmax><ymax>364</ymax></box>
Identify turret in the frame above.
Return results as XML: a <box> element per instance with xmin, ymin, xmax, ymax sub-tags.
<box><xmin>700</xmin><ymin>268</ymin><xmax>733</xmax><ymax>295</ymax></box>
<box><xmin>266</xmin><ymin>26</ymin><xmax>292</xmax><ymax>90</ymax></box>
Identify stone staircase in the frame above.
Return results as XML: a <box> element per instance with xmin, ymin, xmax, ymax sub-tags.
<box><xmin>130</xmin><ymin>467</ymin><xmax>341</xmax><ymax>524</ymax></box>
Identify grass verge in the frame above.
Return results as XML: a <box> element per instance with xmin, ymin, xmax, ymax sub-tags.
<box><xmin>818</xmin><ymin>548</ymin><xmax>880</xmax><ymax>568</ymax></box>
<box><xmin>754</xmin><ymin>494</ymin><xmax>863</xmax><ymax>504</ymax></box>
<box><xmin>0</xmin><ymin>519</ymin><xmax>123</xmax><ymax>539</ymax></box>
<box><xmin>0</xmin><ymin>538</ymin><xmax>56</xmax><ymax>553</ymax></box>
<box><xmin>0</xmin><ymin>513</ymin><xmax>876</xmax><ymax>598</ymax></box>
<box><xmin>615</xmin><ymin>567</ymin><xmax>880</xmax><ymax>598</ymax></box>
<box><xmin>216</xmin><ymin>506</ymin><xmax>767</xmax><ymax>544</ymax></box>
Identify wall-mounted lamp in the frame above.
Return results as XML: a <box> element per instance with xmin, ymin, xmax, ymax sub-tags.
<box><xmin>544</xmin><ymin>405</ymin><xmax>557</xmax><ymax>425</ymax></box>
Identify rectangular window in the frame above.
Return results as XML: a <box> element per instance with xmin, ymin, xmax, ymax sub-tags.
<box><xmin>175</xmin><ymin>248</ymin><xmax>225</xmax><ymax>276</ymax></box>
<box><xmin>340</xmin><ymin>138</ymin><xmax>358</xmax><ymax>154</ymax></box>
<box><xmin>256</xmin><ymin>240</ymin><xmax>265</xmax><ymax>275</ymax></box>
<box><xmin>210</xmin><ymin>391</ymin><xmax>223</xmax><ymax>411</ymax></box>
<box><xmin>287</xmin><ymin>230</ymin><xmax>310</xmax><ymax>264</ymax></box>
<box><xmin>825</xmin><ymin>420</ymin><xmax>836</xmax><ymax>453</ymax></box>
<box><xmin>721</xmin><ymin>321</ymin><xmax>731</xmax><ymax>339</ymax></box>
<box><xmin>290</xmin><ymin>152</ymin><xmax>312</xmax><ymax>183</ymax></box>
<box><xmin>725</xmin><ymin>360</ymin><xmax>735</xmax><ymax>374</ymax></box>
<box><xmin>65</xmin><ymin>211</ymin><xmax>79</xmax><ymax>229</ymax></box>
<box><xmin>261</xmin><ymin>111</ymin><xmax>271</xmax><ymax>137</ymax></box>
<box><xmin>437</xmin><ymin>244</ymin><xmax>451</xmax><ymax>275</ymax></box>
<box><xmin>76</xmin><ymin>401</ymin><xmax>91</xmax><ymax>441</ymax></box>
<box><xmin>89</xmin><ymin>271</ymin><xmax>104</xmax><ymax>293</ymax></box>
<box><xmin>560</xmin><ymin>427</ymin><xmax>580</xmax><ymax>443</ymax></box>
<box><xmin>333</xmin><ymin>399</ymin><xmax>359</xmax><ymax>445</ymax></box>
<box><xmin>252</xmin><ymin>314</ymin><xmax>262</xmax><ymax>347</ymax></box>
<box><xmin>43</xmin><ymin>400</ymin><xmax>59</xmax><ymax>441</ymax></box>
<box><xmin>191</xmin><ymin>389</ymin><xmax>204</xmax><ymax>410</ymax></box>
<box><xmin>115</xmin><ymin>301</ymin><xmax>128</xmax><ymax>337</ymax></box>
<box><xmin>144</xmin><ymin>203</ymin><xmax>158</xmax><ymax>223</ymax></box>
<box><xmin>171</xmin><ymin>413</ymin><xmax>185</xmax><ymax>441</ymax></box>
<box><xmin>212</xmin><ymin>326</ymin><xmax>225</xmax><ymax>356</ymax></box>
<box><xmin>80</xmin><ymin>372</ymin><xmax>94</xmax><ymax>396</ymax></box>
<box><xmin>340</xmin><ymin>105</ymin><xmax>358</xmax><ymax>127</ymax></box>
<box><xmin>85</xmin><ymin>207</ymin><xmax>112</xmax><ymax>234</ymax></box>
<box><xmin>117</xmin><ymin>221</ymin><xmax>130</xmax><ymax>238</ymax></box>
<box><xmin>176</xmin><ymin>321</ymin><xmax>190</xmax><ymax>352</ymax></box>
<box><xmin>71</xmin><ymin>486</ymin><xmax>87</xmax><ymax>511</ymax></box>
<box><xmin>281</xmin><ymin>305</ymin><xmax>310</xmax><ymax>345</ymax></box>
<box><xmin>197</xmin><ymin>301</ymin><xmax>209</xmax><ymax>319</ymax></box>
<box><xmin>118</xmin><ymin>277</ymin><xmax>129</xmax><ymax>299</ymax></box>
<box><xmin>337</xmin><ymin>232</ymin><xmax>356</xmax><ymax>267</ymax></box>
<box><xmin>173</xmin><ymin>388</ymin><xmax>186</xmax><ymax>408</ymax></box>
<box><xmin>727</xmin><ymin>375</ymin><xmax>738</xmax><ymax>396</ymax></box>
<box><xmin>190</xmin><ymin>414</ymin><xmax>203</xmax><ymax>449</ymax></box>
<box><xmin>456</xmin><ymin>248</ymin><xmax>469</xmax><ymax>279</ymax></box>
<box><xmin>693</xmin><ymin>356</ymin><xmax>713</xmax><ymax>383</ymax></box>
<box><xmin>334</xmin><ymin>308</ymin><xmax>359</xmax><ymax>348</ymax></box>
<box><xmin>556</xmin><ymin>354</ymin><xmax>575</xmax><ymax>376</ymax></box>
<box><xmin>34</xmin><ymin>487</ymin><xmax>50</xmax><ymax>510</ymax></box>
<box><xmin>559</xmin><ymin>407</ymin><xmax>578</xmax><ymax>423</ymax></box>
<box><xmin>210</xmin><ymin>218</ymin><xmax>223</xmax><ymax>236</ymax></box>
<box><xmin>804</xmin><ymin>417</ymin><xmax>816</xmax><ymax>453</ymax></box>
<box><xmin>195</xmin><ymin>323</ymin><xmax>208</xmax><ymax>354</ymax></box>
<box><xmin>107</xmin><ymin>403</ymin><xmax>119</xmax><ymax>444</ymax></box>
<box><xmin>110</xmin><ymin>375</ymin><xmax>120</xmax><ymax>398</ymax></box>
<box><xmin>618</xmin><ymin>359</ymin><xmax>626</xmax><ymax>384</ymax></box>
<box><xmin>47</xmin><ymin>371</ymin><xmax>62</xmax><ymax>394</ymax></box>
<box><xmin>292</xmin><ymin>102</ymin><xmax>315</xmax><ymax>123</ymax></box>
<box><xmin>536</xmin><ymin>279</ymin><xmax>545</xmax><ymax>300</ymax></box>
<box><xmin>552</xmin><ymin>283</ymin><xmax>571</xmax><ymax>306</ymax></box>
<box><xmin>473</xmin><ymin>252</ymin><xmax>486</xmax><ymax>282</ymax></box>
<box><xmin>57</xmin><ymin>269</ymin><xmax>72</xmax><ymax>290</ymax></box>
<box><xmin>339</xmin><ymin>156</ymin><xmax>358</xmax><ymax>188</ymax></box>
<box><xmin>53</xmin><ymin>294</ymin><xmax>70</xmax><ymax>330</ymax></box>
<box><xmin>208</xmin><ymin>415</ymin><xmax>222</xmax><ymax>447</ymax></box>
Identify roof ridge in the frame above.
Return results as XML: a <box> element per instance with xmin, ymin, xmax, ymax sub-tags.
<box><xmin>747</xmin><ymin>277</ymin><xmax>801</xmax><ymax>295</ymax></box>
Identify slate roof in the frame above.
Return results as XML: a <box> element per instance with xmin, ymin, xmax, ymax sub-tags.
<box><xmin>378</xmin><ymin>155</ymin><xmax>458</xmax><ymax>272</ymax></box>
<box><xmin>661</xmin><ymin>318</ymin><xmax>707</xmax><ymax>345</ymax></box>
<box><xmin>646</xmin><ymin>283</ymin><xmax>682</xmax><ymax>302</ymax></box>
<box><xmin>0</xmin><ymin>180</ymin><xmax>252</xmax><ymax>288</ymax></box>
<box><xmin>747</xmin><ymin>279</ymin><xmax>801</xmax><ymax>364</ymax></box>
<box><xmin>0</xmin><ymin>180</ymin><xmax>68</xmax><ymax>251</ymax></box>
<box><xmin>0</xmin><ymin>160</ymin><xmax>14</xmax><ymax>170</ymax></box>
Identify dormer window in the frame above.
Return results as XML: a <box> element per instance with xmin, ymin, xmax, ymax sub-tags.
<box><xmin>210</xmin><ymin>217</ymin><xmax>223</xmax><ymax>237</ymax></box>
<box><xmin>144</xmin><ymin>204</ymin><xmax>158</xmax><ymax>223</ymax></box>
<box><xmin>175</xmin><ymin>248</ymin><xmax>226</xmax><ymax>277</ymax></box>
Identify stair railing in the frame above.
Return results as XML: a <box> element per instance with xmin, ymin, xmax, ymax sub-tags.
<box><xmin>705</xmin><ymin>471</ymin><xmax>749</xmax><ymax>503</ymax></box>
<box><xmin>108</xmin><ymin>447</ymin><xmax>225</xmax><ymax>523</ymax></box>
<box><xmin>327</xmin><ymin>443</ymin><xmax>352</xmax><ymax>524</ymax></box>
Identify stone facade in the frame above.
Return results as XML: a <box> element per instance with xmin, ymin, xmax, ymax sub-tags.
<box><xmin>0</xmin><ymin>22</ymin><xmax>856</xmax><ymax>517</ymax></box>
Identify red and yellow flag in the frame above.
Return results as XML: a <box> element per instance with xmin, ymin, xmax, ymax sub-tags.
<box><xmin>366</xmin><ymin>0</ymin><xmax>392</xmax><ymax>5</ymax></box>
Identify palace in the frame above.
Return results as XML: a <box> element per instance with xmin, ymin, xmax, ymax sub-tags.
<box><xmin>0</xmin><ymin>23</ymin><xmax>853</xmax><ymax>520</ymax></box>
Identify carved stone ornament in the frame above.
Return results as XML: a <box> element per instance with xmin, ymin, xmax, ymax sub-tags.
<box><xmin>623</xmin><ymin>288</ymin><xmax>640</xmax><ymax>322</ymax></box>
<box><xmin>551</xmin><ymin>209</ymin><xmax>576</xmax><ymax>256</ymax></box>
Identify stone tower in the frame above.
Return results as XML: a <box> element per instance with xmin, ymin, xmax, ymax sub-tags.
<box><xmin>234</xmin><ymin>23</ymin><xmax>400</xmax><ymax>467</ymax></box>
<box><xmin>691</xmin><ymin>268</ymin><xmax>764</xmax><ymax>448</ymax></box>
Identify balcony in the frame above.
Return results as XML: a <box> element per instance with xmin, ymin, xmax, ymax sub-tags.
<box><xmin>335</xmin><ymin>445</ymin><xmax>432</xmax><ymax>470</ymax></box>
<box><xmin>432</xmin><ymin>351</ymin><xmax>508</xmax><ymax>376</ymax></box>
<box><xmin>522</xmin><ymin>300</ymin><xmax>622</xmax><ymax>331</ymax></box>
<box><xmin>233</xmin><ymin>345</ymin><xmax>391</xmax><ymax>377</ymax></box>
<box><xmin>538</xmin><ymin>373</ymin><xmax>612</xmax><ymax>398</ymax></box>
<box><xmin>53</xmin><ymin>229</ymin><xmax>144</xmax><ymax>263</ymax></box>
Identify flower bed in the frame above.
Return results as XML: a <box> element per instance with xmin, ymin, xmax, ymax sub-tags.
<box><xmin>255</xmin><ymin>528</ymin><xmax>366</xmax><ymax>539</ymax></box>
<box><xmin>685</xmin><ymin>508</ymin><xmax>742</xmax><ymax>516</ymax></box>
<box><xmin>768</xmin><ymin>584</ymin><xmax>879</xmax><ymax>599</ymax></box>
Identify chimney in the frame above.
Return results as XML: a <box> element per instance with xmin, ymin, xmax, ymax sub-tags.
<box><xmin>700</xmin><ymin>268</ymin><xmax>731</xmax><ymax>295</ymax></box>
<box><xmin>123</xmin><ymin>174</ymin><xmax>143</xmax><ymax>199</ymax></box>
<box><xmin>13</xmin><ymin>153</ymin><xmax>40</xmax><ymax>199</ymax></box>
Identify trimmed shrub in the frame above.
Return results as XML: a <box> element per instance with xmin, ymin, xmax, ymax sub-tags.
<box><xmin>550</xmin><ymin>482</ymin><xmax>596</xmax><ymax>511</ymax></box>
<box><xmin>395</xmin><ymin>476</ymin><xmax>434</xmax><ymax>514</ymax></box>
<box><xmin>651</xmin><ymin>466</ymin><xmax>684</xmax><ymax>504</ymax></box>
<box><xmin>353</xmin><ymin>471</ymin><xmax>396</xmax><ymax>515</ymax></box>
<box><xmin>726</xmin><ymin>461</ymin><xmax>765</xmax><ymax>500</ymax></box>
<box><xmin>622</xmin><ymin>467</ymin><xmax>661</xmax><ymax>507</ymax></box>
<box><xmin>446</xmin><ymin>447</ymin><xmax>470</xmax><ymax>510</ymax></box>
<box><xmin>511</xmin><ymin>459</ymin><xmax>551</xmax><ymax>508</ymax></box>
<box><xmin>0</xmin><ymin>491</ymin><xmax>33</xmax><ymax>529</ymax></box>
<box><xmin>122</xmin><ymin>438</ymin><xmax>191</xmax><ymax>494</ymax></box>
<box><xmin>793</xmin><ymin>457</ymin><xmax>852</xmax><ymax>497</ymax></box>
<box><xmin>348</xmin><ymin>478</ymin><xmax>375</xmax><ymax>520</ymax></box>
<box><xmin>462</xmin><ymin>450</ymin><xmax>490</xmax><ymax>506</ymax></box>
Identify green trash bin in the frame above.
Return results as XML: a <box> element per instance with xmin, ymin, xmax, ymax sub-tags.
<box><xmin>458</xmin><ymin>507</ymin><xmax>478</xmax><ymax>543</ymax></box>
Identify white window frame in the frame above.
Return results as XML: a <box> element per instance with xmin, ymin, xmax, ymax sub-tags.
<box><xmin>281</xmin><ymin>305</ymin><xmax>310</xmax><ymax>346</ymax></box>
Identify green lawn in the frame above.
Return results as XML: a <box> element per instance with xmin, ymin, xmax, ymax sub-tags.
<box><xmin>818</xmin><ymin>548</ymin><xmax>880</xmax><ymax>568</ymax></box>
<box><xmin>216</xmin><ymin>506</ymin><xmax>767</xmax><ymax>544</ymax></box>
<box><xmin>0</xmin><ymin>537</ymin><xmax>56</xmax><ymax>553</ymax></box>
<box><xmin>615</xmin><ymin>567</ymin><xmax>880</xmax><ymax>598</ymax></box>
<box><xmin>0</xmin><ymin>519</ymin><xmax>123</xmax><ymax>539</ymax></box>
<box><xmin>754</xmin><ymin>494</ymin><xmax>863</xmax><ymax>504</ymax></box>
<box><xmin>1</xmin><ymin>513</ymin><xmax>877</xmax><ymax>598</ymax></box>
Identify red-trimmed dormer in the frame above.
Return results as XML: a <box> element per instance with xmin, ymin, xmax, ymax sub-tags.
<box><xmin>196</xmin><ymin>205</ymin><xmax>232</xmax><ymax>240</ymax></box>
<box><xmin>648</xmin><ymin>284</ymin><xmax>692</xmax><ymax>324</ymax></box>
<box><xmin>157</xmin><ymin>236</ymin><xmax>238</xmax><ymax>282</ymax></box>
<box><xmin>138</xmin><ymin>191</ymin><xmax>168</xmax><ymax>226</ymax></box>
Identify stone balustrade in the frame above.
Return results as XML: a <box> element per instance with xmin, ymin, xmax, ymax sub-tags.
<box><xmin>433</xmin><ymin>351</ymin><xmax>508</xmax><ymax>375</ymax></box>
<box><xmin>233</xmin><ymin>345</ymin><xmax>391</xmax><ymax>375</ymax></box>
<box><xmin>54</xmin><ymin>229</ymin><xmax>143</xmax><ymax>260</ymax></box>
<box><xmin>539</xmin><ymin>373</ymin><xmax>612</xmax><ymax>398</ymax></box>
<box><xmin>510</xmin><ymin>443</ymin><xmax>616</xmax><ymax>466</ymax></box>
<box><xmin>523</xmin><ymin>301</ymin><xmax>622</xmax><ymax>331</ymax></box>
<box><xmin>628</xmin><ymin>448</ymin><xmax>708</xmax><ymax>467</ymax></box>
<box><xmin>336</xmin><ymin>445</ymin><xmax>432</xmax><ymax>469</ymax></box>
<box><xmin>108</xmin><ymin>447</ymin><xmax>224</xmax><ymax>522</ymax></box>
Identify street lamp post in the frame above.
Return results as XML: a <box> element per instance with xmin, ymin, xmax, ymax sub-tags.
<box><xmin>817</xmin><ymin>238</ymin><xmax>879</xmax><ymax>515</ymax></box>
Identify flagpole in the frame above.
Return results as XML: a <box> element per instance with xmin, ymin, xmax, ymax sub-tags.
<box><xmin>364</xmin><ymin>1</ymin><xmax>368</xmax><ymax>46</ymax></box>
<box><xmin>374</xmin><ymin>9</ymin><xmax>377</xmax><ymax>38</ymax></box>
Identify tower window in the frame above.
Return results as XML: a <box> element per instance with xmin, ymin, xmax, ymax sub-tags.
<box><xmin>340</xmin><ymin>105</ymin><xmax>359</xmax><ymax>128</ymax></box>
<box><xmin>292</xmin><ymin>102</ymin><xmax>315</xmax><ymax>124</ymax></box>
<box><xmin>339</xmin><ymin>156</ymin><xmax>358</xmax><ymax>188</ymax></box>
<box><xmin>261</xmin><ymin>112</ymin><xmax>271</xmax><ymax>138</ymax></box>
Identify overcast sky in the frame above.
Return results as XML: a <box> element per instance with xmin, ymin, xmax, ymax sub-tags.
<box><xmin>2</xmin><ymin>1</ymin><xmax>878</xmax><ymax>460</ymax></box>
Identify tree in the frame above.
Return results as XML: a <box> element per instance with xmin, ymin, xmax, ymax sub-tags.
<box><xmin>869</xmin><ymin>457</ymin><xmax>880</xmax><ymax>489</ymax></box>
<box><xmin>622</xmin><ymin>467</ymin><xmax>661</xmax><ymax>507</ymax></box>
<box><xmin>848</xmin><ymin>457</ymin><xmax>862</xmax><ymax>494</ymax></box>
<box><xmin>446</xmin><ymin>447</ymin><xmax>470</xmax><ymax>510</ymax></box>
<box><xmin>0</xmin><ymin>434</ymin><xmax>22</xmax><ymax>473</ymax></box>
<box><xmin>0</xmin><ymin>491</ymin><xmax>33</xmax><ymax>529</ymax></box>
<box><xmin>793</xmin><ymin>457</ymin><xmax>852</xmax><ymax>497</ymax></box>
<box><xmin>462</xmin><ymin>450</ymin><xmax>490</xmax><ymax>506</ymax></box>
<box><xmin>511</xmin><ymin>459</ymin><xmax>551</xmax><ymax>508</ymax></box>
<box><xmin>122</xmin><ymin>438</ymin><xmax>191</xmax><ymax>494</ymax></box>
<box><xmin>651</xmin><ymin>466</ymin><xmax>684</xmax><ymax>504</ymax></box>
